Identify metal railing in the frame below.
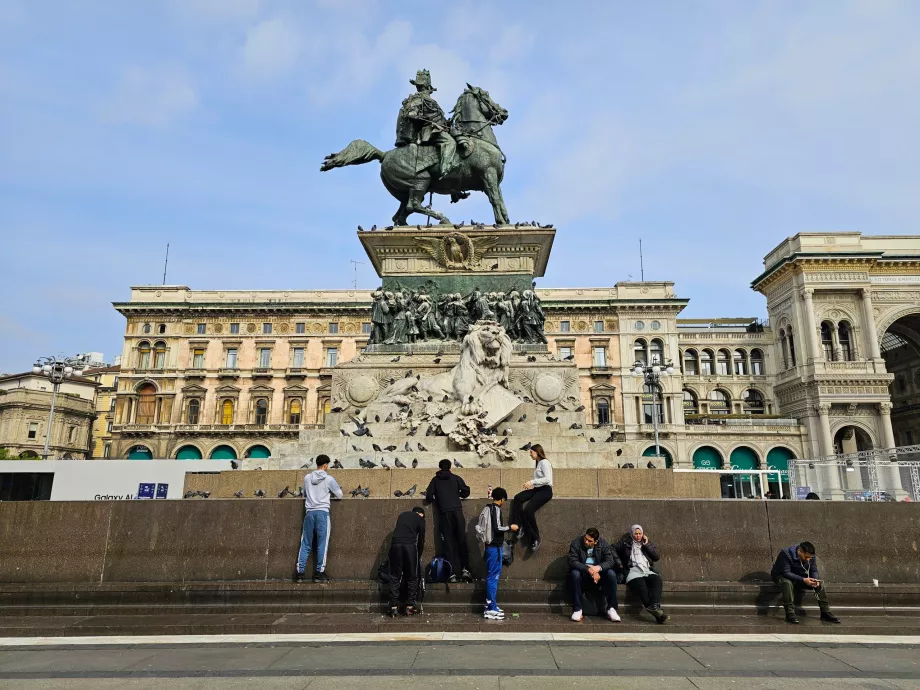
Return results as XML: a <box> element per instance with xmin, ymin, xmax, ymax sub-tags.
<box><xmin>788</xmin><ymin>445</ymin><xmax>920</xmax><ymax>502</ymax></box>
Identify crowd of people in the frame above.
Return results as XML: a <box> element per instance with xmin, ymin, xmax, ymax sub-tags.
<box><xmin>293</xmin><ymin>449</ymin><xmax>841</xmax><ymax>625</ymax></box>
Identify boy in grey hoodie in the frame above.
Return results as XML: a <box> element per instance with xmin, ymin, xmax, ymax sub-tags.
<box><xmin>294</xmin><ymin>455</ymin><xmax>343</xmax><ymax>582</ymax></box>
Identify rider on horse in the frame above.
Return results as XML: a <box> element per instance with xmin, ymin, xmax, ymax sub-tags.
<box><xmin>395</xmin><ymin>70</ymin><xmax>461</xmax><ymax>179</ymax></box>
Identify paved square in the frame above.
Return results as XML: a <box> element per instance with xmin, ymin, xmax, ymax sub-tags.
<box><xmin>126</xmin><ymin>645</ymin><xmax>292</xmax><ymax>672</ymax></box>
<box><xmin>680</xmin><ymin>644</ymin><xmax>857</xmax><ymax>672</ymax></box>
<box><xmin>270</xmin><ymin>644</ymin><xmax>420</xmax><ymax>671</ymax></box>
<box><xmin>549</xmin><ymin>644</ymin><xmax>706</xmax><ymax>671</ymax></box>
<box><xmin>412</xmin><ymin>643</ymin><xmax>557</xmax><ymax>670</ymax></box>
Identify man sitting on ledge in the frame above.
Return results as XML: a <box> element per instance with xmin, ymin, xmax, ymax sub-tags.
<box><xmin>567</xmin><ymin>527</ymin><xmax>621</xmax><ymax>622</ymax></box>
<box><xmin>771</xmin><ymin>541</ymin><xmax>841</xmax><ymax>625</ymax></box>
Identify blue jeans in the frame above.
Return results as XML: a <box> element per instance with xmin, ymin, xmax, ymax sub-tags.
<box><xmin>296</xmin><ymin>510</ymin><xmax>330</xmax><ymax>574</ymax></box>
<box><xmin>569</xmin><ymin>568</ymin><xmax>618</xmax><ymax>613</ymax></box>
<box><xmin>484</xmin><ymin>545</ymin><xmax>503</xmax><ymax>609</ymax></box>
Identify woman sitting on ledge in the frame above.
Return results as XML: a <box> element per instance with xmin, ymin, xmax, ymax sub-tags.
<box><xmin>614</xmin><ymin>524</ymin><xmax>670</xmax><ymax>624</ymax></box>
<box><xmin>510</xmin><ymin>443</ymin><xmax>553</xmax><ymax>552</ymax></box>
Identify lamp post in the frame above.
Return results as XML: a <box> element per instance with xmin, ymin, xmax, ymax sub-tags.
<box><xmin>31</xmin><ymin>356</ymin><xmax>85</xmax><ymax>460</ymax></box>
<box><xmin>632</xmin><ymin>359</ymin><xmax>674</xmax><ymax>461</ymax></box>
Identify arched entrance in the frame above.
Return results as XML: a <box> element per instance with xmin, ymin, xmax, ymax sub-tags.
<box><xmin>880</xmin><ymin>313</ymin><xmax>920</xmax><ymax>448</ymax></box>
<box><xmin>209</xmin><ymin>445</ymin><xmax>237</xmax><ymax>460</ymax></box>
<box><xmin>642</xmin><ymin>446</ymin><xmax>672</xmax><ymax>468</ymax></box>
<box><xmin>127</xmin><ymin>445</ymin><xmax>153</xmax><ymax>460</ymax></box>
<box><xmin>728</xmin><ymin>446</ymin><xmax>760</xmax><ymax>499</ymax></box>
<box><xmin>175</xmin><ymin>445</ymin><xmax>203</xmax><ymax>460</ymax></box>
<box><xmin>245</xmin><ymin>445</ymin><xmax>271</xmax><ymax>459</ymax></box>
<box><xmin>692</xmin><ymin>446</ymin><xmax>722</xmax><ymax>469</ymax></box>
<box><xmin>766</xmin><ymin>447</ymin><xmax>795</xmax><ymax>497</ymax></box>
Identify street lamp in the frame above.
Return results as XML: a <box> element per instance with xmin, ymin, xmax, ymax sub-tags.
<box><xmin>632</xmin><ymin>358</ymin><xmax>675</xmax><ymax>462</ymax></box>
<box><xmin>31</xmin><ymin>356</ymin><xmax>85</xmax><ymax>460</ymax></box>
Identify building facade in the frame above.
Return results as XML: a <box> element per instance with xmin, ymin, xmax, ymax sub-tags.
<box><xmin>83</xmin><ymin>365</ymin><xmax>120</xmax><ymax>458</ymax></box>
<box><xmin>0</xmin><ymin>373</ymin><xmax>97</xmax><ymax>459</ymax></box>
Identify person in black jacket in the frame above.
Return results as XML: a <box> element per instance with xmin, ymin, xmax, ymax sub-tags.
<box><xmin>567</xmin><ymin>527</ymin><xmax>622</xmax><ymax>622</ymax></box>
<box><xmin>613</xmin><ymin>525</ymin><xmax>670</xmax><ymax>624</ymax></box>
<box><xmin>425</xmin><ymin>459</ymin><xmax>472</xmax><ymax>582</ymax></box>
<box><xmin>771</xmin><ymin>541</ymin><xmax>840</xmax><ymax>624</ymax></box>
<box><xmin>387</xmin><ymin>506</ymin><xmax>426</xmax><ymax>617</ymax></box>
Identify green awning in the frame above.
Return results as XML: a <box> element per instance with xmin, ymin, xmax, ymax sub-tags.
<box><xmin>209</xmin><ymin>445</ymin><xmax>238</xmax><ymax>460</ymax></box>
<box><xmin>766</xmin><ymin>447</ymin><xmax>795</xmax><ymax>482</ymax></box>
<box><xmin>693</xmin><ymin>446</ymin><xmax>722</xmax><ymax>469</ymax></box>
<box><xmin>642</xmin><ymin>446</ymin><xmax>672</xmax><ymax>468</ymax></box>
<box><xmin>176</xmin><ymin>446</ymin><xmax>203</xmax><ymax>460</ymax></box>
<box><xmin>246</xmin><ymin>445</ymin><xmax>271</xmax><ymax>459</ymax></box>
<box><xmin>729</xmin><ymin>446</ymin><xmax>758</xmax><ymax>480</ymax></box>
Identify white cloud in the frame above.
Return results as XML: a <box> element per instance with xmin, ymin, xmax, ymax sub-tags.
<box><xmin>242</xmin><ymin>18</ymin><xmax>303</xmax><ymax>78</ymax></box>
<box><xmin>102</xmin><ymin>65</ymin><xmax>197</xmax><ymax>127</ymax></box>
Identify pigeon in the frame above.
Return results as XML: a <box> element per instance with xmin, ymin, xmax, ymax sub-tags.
<box><xmin>407</xmin><ymin>426</ymin><xmax>418</xmax><ymax>436</ymax></box>
<box><xmin>433</xmin><ymin>357</ymin><xmax>442</xmax><ymax>364</ymax></box>
<box><xmin>301</xmin><ymin>463</ymin><xmax>311</xmax><ymax>469</ymax></box>
<box><xmin>350</xmin><ymin>485</ymin><xmax>363</xmax><ymax>498</ymax></box>
<box><xmin>426</xmin><ymin>426</ymin><xmax>435</xmax><ymax>436</ymax></box>
<box><xmin>605</xmin><ymin>433</ymin><xmax>616</xmax><ymax>443</ymax></box>
<box><xmin>365</xmin><ymin>459</ymin><xmax>378</xmax><ymax>468</ymax></box>
<box><xmin>453</xmin><ymin>223</ymin><xmax>463</xmax><ymax>229</ymax></box>
<box><xmin>254</xmin><ymin>489</ymin><xmax>266</xmax><ymax>498</ymax></box>
<box><xmin>404</xmin><ymin>484</ymin><xmax>417</xmax><ymax>497</ymax></box>
<box><xmin>278</xmin><ymin>486</ymin><xmax>293</xmax><ymax>498</ymax></box>
<box><xmin>563</xmin><ymin>354</ymin><xmax>575</xmax><ymax>361</ymax></box>
<box><xmin>340</xmin><ymin>429</ymin><xmax>349</xmax><ymax>437</ymax></box>
<box><xmin>404</xmin><ymin>370</ymin><xmax>414</xmax><ymax>377</ymax></box>
<box><xmin>573</xmin><ymin>405</ymin><xmax>585</xmax><ymax>412</ymax></box>
<box><xmin>375</xmin><ymin>415</ymin><xmax>381</xmax><ymax>423</ymax></box>
<box><xmin>518</xmin><ymin>414</ymin><xmax>526</xmax><ymax>422</ymax></box>
<box><xmin>393</xmin><ymin>489</ymin><xmax>404</xmax><ymax>497</ymax></box>
<box><xmin>234</xmin><ymin>490</ymin><xmax>244</xmax><ymax>498</ymax></box>
<box><xmin>416</xmin><ymin>225</ymin><xmax>423</xmax><ymax>231</ymax></box>
<box><xmin>230</xmin><ymin>460</ymin><xmax>239</xmax><ymax>470</ymax></box>
<box><xmin>623</xmin><ymin>463</ymin><xmax>635</xmax><ymax>469</ymax></box>
<box><xmin>547</xmin><ymin>405</ymin><xmax>556</xmax><ymax>413</ymax></box>
<box><xmin>351</xmin><ymin>445</ymin><xmax>363</xmax><ymax>452</ymax></box>
<box><xmin>520</xmin><ymin>442</ymin><xmax>532</xmax><ymax>451</ymax></box>
<box><xmin>296</xmin><ymin>486</ymin><xmax>305</xmax><ymax>498</ymax></box>
<box><xmin>498</xmin><ymin>437</ymin><xmax>509</xmax><ymax>447</ymax></box>
<box><xmin>570</xmin><ymin>423</ymin><xmax>582</xmax><ymax>430</ymax></box>
<box><xmin>546</xmin><ymin>415</ymin><xmax>559</xmax><ymax>423</ymax></box>
<box><xmin>395</xmin><ymin>458</ymin><xmax>407</xmax><ymax>468</ymax></box>
<box><xmin>418</xmin><ymin>442</ymin><xmax>427</xmax><ymax>452</ymax></box>
<box><xmin>385</xmin><ymin>225</ymin><xmax>393</xmax><ymax>231</ymax></box>
<box><xmin>467</xmin><ymin>395</ymin><xmax>474</xmax><ymax>403</ymax></box>
<box><xmin>380</xmin><ymin>459</ymin><xmax>389</xmax><ymax>469</ymax></box>
<box><xmin>384</xmin><ymin>444</ymin><xmax>397</xmax><ymax>452</ymax></box>
<box><xmin>477</xmin><ymin>411</ymin><xmax>489</xmax><ymax>419</ymax></box>
<box><xmin>359</xmin><ymin>458</ymin><xmax>369</xmax><ymax>468</ymax></box>
<box><xmin>527</xmin><ymin>355</ymin><xmax>537</xmax><ymax>362</ymax></box>
<box><xmin>478</xmin><ymin>462</ymin><xmax>491</xmax><ymax>468</ymax></box>
<box><xmin>372</xmin><ymin>443</ymin><xmax>382</xmax><ymax>452</ymax></box>
<box><xmin>331</xmin><ymin>406</ymin><xmax>345</xmax><ymax>413</ymax></box>
<box><xmin>332</xmin><ymin>459</ymin><xmax>344</xmax><ymax>469</ymax></box>
<box><xmin>412</xmin><ymin>458</ymin><xmax>419</xmax><ymax>468</ymax></box>
<box><xmin>522</xmin><ymin>396</ymin><xmax>534</xmax><ymax>403</ymax></box>
<box><xmin>404</xmin><ymin>441</ymin><xmax>412</xmax><ymax>452</ymax></box>
<box><xmin>589</xmin><ymin>437</ymin><xmax>595</xmax><ymax>443</ymax></box>
<box><xmin>371</xmin><ymin>224</ymin><xmax>377</xmax><ymax>231</ymax></box>
<box><xmin>442</xmin><ymin>395</ymin><xmax>450</xmax><ymax>402</ymax></box>
<box><xmin>184</xmin><ymin>491</ymin><xmax>196</xmax><ymax>499</ymax></box>
<box><xmin>357</xmin><ymin>225</ymin><xmax>364</xmax><ymax>232</ymax></box>
<box><xmin>647</xmin><ymin>461</ymin><xmax>656</xmax><ymax>469</ymax></box>
<box><xmin>360</xmin><ymin>487</ymin><xmax>371</xmax><ymax>498</ymax></box>
<box><xmin>490</xmin><ymin>263</ymin><xmax>499</xmax><ymax>270</ymax></box>
<box><xmin>353</xmin><ymin>426</ymin><xmax>371</xmax><ymax>437</ymax></box>
<box><xmin>391</xmin><ymin>355</ymin><xmax>401</xmax><ymax>362</ymax></box>
<box><xmin>616</xmin><ymin>448</ymin><xmax>623</xmax><ymax>456</ymax></box>
<box><xmin>385</xmin><ymin>413</ymin><xmax>394</xmax><ymax>423</ymax></box>
<box><xmin>453</xmin><ymin>458</ymin><xmax>463</xmax><ymax>468</ymax></box>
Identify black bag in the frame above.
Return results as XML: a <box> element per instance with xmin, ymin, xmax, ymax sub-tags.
<box><xmin>502</xmin><ymin>541</ymin><xmax>514</xmax><ymax>567</ymax></box>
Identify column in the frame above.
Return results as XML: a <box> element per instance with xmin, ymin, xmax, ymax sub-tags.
<box><xmin>860</xmin><ymin>288</ymin><xmax>882</xmax><ymax>360</ymax></box>
<box><xmin>816</xmin><ymin>403</ymin><xmax>842</xmax><ymax>498</ymax></box>
<box><xmin>800</xmin><ymin>289</ymin><xmax>822</xmax><ymax>362</ymax></box>
<box><xmin>878</xmin><ymin>402</ymin><xmax>906</xmax><ymax>498</ymax></box>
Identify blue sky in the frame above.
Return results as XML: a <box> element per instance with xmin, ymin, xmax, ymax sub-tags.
<box><xmin>2</xmin><ymin>0</ymin><xmax>919</xmax><ymax>372</ymax></box>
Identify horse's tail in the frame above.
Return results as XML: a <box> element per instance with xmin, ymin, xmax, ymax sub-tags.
<box><xmin>320</xmin><ymin>139</ymin><xmax>385</xmax><ymax>171</ymax></box>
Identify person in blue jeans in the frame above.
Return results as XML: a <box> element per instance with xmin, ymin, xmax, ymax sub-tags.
<box><xmin>480</xmin><ymin>487</ymin><xmax>516</xmax><ymax>619</ymax></box>
<box><xmin>293</xmin><ymin>455</ymin><xmax>343</xmax><ymax>583</ymax></box>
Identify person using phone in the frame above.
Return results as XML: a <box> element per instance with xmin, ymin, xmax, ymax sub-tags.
<box><xmin>770</xmin><ymin>541</ymin><xmax>840</xmax><ymax>624</ymax></box>
<box><xmin>613</xmin><ymin>524</ymin><xmax>669</xmax><ymax>624</ymax></box>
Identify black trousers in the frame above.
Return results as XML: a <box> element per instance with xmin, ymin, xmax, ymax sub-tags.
<box><xmin>626</xmin><ymin>573</ymin><xmax>663</xmax><ymax>610</ymax></box>
<box><xmin>569</xmin><ymin>568</ymin><xmax>619</xmax><ymax>613</ymax></box>
<box><xmin>510</xmin><ymin>485</ymin><xmax>553</xmax><ymax>546</ymax></box>
<box><xmin>437</xmin><ymin>510</ymin><xmax>469</xmax><ymax>575</ymax></box>
<box><xmin>388</xmin><ymin>543</ymin><xmax>419</xmax><ymax>607</ymax></box>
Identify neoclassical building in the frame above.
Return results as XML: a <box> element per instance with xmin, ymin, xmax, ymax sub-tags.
<box><xmin>107</xmin><ymin>232</ymin><xmax>920</xmax><ymax>498</ymax></box>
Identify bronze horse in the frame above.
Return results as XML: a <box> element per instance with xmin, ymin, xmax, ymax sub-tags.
<box><xmin>320</xmin><ymin>85</ymin><xmax>509</xmax><ymax>226</ymax></box>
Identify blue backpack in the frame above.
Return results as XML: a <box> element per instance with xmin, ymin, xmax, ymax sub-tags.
<box><xmin>426</xmin><ymin>556</ymin><xmax>453</xmax><ymax>584</ymax></box>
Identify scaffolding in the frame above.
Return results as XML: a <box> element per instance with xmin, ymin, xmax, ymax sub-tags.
<box><xmin>788</xmin><ymin>445</ymin><xmax>920</xmax><ymax>502</ymax></box>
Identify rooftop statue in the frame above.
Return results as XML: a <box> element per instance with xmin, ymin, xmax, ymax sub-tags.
<box><xmin>321</xmin><ymin>70</ymin><xmax>510</xmax><ymax>226</ymax></box>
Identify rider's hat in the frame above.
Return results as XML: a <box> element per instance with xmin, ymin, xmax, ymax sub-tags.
<box><xmin>410</xmin><ymin>69</ymin><xmax>436</xmax><ymax>92</ymax></box>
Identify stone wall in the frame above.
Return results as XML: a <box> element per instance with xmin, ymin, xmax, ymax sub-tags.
<box><xmin>1</xmin><ymin>499</ymin><xmax>917</xmax><ymax>585</ymax></box>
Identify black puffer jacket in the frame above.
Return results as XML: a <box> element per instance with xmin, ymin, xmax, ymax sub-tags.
<box><xmin>424</xmin><ymin>469</ymin><xmax>470</xmax><ymax>513</ymax></box>
<box><xmin>567</xmin><ymin>537</ymin><xmax>621</xmax><ymax>574</ymax></box>
<box><xmin>614</xmin><ymin>533</ymin><xmax>661</xmax><ymax>579</ymax></box>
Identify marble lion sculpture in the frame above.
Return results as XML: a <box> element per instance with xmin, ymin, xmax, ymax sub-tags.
<box><xmin>378</xmin><ymin>321</ymin><xmax>513</xmax><ymax>415</ymax></box>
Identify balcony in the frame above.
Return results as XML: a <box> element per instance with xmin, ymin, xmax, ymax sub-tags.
<box><xmin>218</xmin><ymin>368</ymin><xmax>240</xmax><ymax>378</ymax></box>
<box><xmin>252</xmin><ymin>368</ymin><xmax>273</xmax><ymax>379</ymax></box>
<box><xmin>185</xmin><ymin>368</ymin><xmax>206</xmax><ymax>379</ymax></box>
<box><xmin>684</xmin><ymin>414</ymin><xmax>802</xmax><ymax>431</ymax></box>
<box><xmin>589</xmin><ymin>365</ymin><xmax>611</xmax><ymax>377</ymax></box>
<box><xmin>285</xmin><ymin>367</ymin><xmax>307</xmax><ymax>378</ymax></box>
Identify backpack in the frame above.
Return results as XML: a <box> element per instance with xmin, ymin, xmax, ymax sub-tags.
<box><xmin>425</xmin><ymin>555</ymin><xmax>453</xmax><ymax>584</ymax></box>
<box><xmin>475</xmin><ymin>505</ymin><xmax>493</xmax><ymax>544</ymax></box>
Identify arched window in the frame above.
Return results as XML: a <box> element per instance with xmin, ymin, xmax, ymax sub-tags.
<box><xmin>642</xmin><ymin>383</ymin><xmax>664</xmax><ymax>424</ymax></box>
<box><xmin>683</xmin><ymin>349</ymin><xmax>699</xmax><ymax>376</ymax></box>
<box><xmin>142</xmin><ymin>323</ymin><xmax>151</xmax><ymax>334</ymax></box>
<box><xmin>733</xmin><ymin>349</ymin><xmax>748</xmax><ymax>375</ymax></box>
<box><xmin>650</xmin><ymin>339</ymin><xmax>664</xmax><ymax>365</ymax></box>
<box><xmin>750</xmin><ymin>349</ymin><xmax>764</xmax><ymax>375</ymax></box>
<box><xmin>157</xmin><ymin>324</ymin><xmax>166</xmax><ymax>334</ymax></box>
<box><xmin>187</xmin><ymin>399</ymin><xmax>200</xmax><ymax>424</ymax></box>
<box><xmin>633</xmin><ymin>338</ymin><xmax>647</xmax><ymax>366</ymax></box>
<box><xmin>221</xmin><ymin>399</ymin><xmax>234</xmax><ymax>425</ymax></box>
<box><xmin>778</xmin><ymin>329</ymin><xmax>789</xmax><ymax>369</ymax></box>
<box><xmin>742</xmin><ymin>388</ymin><xmax>765</xmax><ymax>414</ymax></box>
<box><xmin>716</xmin><ymin>349</ymin><xmax>731</xmax><ymax>376</ymax></box>
<box><xmin>596</xmin><ymin>398</ymin><xmax>610</xmax><ymax>425</ymax></box>
<box><xmin>138</xmin><ymin>342</ymin><xmax>151</xmax><ymax>370</ymax></box>
<box><xmin>821</xmin><ymin>322</ymin><xmax>834</xmax><ymax>360</ymax></box>
<box><xmin>683</xmin><ymin>389</ymin><xmax>699</xmax><ymax>415</ymax></box>
<box><xmin>787</xmin><ymin>327</ymin><xmax>797</xmax><ymax>366</ymax></box>
<box><xmin>708</xmin><ymin>389</ymin><xmax>731</xmax><ymax>414</ymax></box>
<box><xmin>254</xmin><ymin>398</ymin><xmax>268</xmax><ymax>425</ymax></box>
<box><xmin>700</xmin><ymin>349</ymin><xmax>714</xmax><ymax>375</ymax></box>
<box><xmin>838</xmin><ymin>321</ymin><xmax>853</xmax><ymax>361</ymax></box>
<box><xmin>153</xmin><ymin>341</ymin><xmax>166</xmax><ymax>370</ymax></box>
<box><xmin>289</xmin><ymin>399</ymin><xmax>302</xmax><ymax>424</ymax></box>
<box><xmin>136</xmin><ymin>383</ymin><xmax>157</xmax><ymax>424</ymax></box>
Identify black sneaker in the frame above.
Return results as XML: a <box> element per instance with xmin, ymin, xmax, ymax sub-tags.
<box><xmin>388</xmin><ymin>606</ymin><xmax>399</xmax><ymax>618</ymax></box>
<box><xmin>406</xmin><ymin>605</ymin><xmax>416</xmax><ymax>616</ymax></box>
<box><xmin>461</xmin><ymin>568</ymin><xmax>473</xmax><ymax>582</ymax></box>
<box><xmin>785</xmin><ymin>612</ymin><xmax>800</xmax><ymax>624</ymax></box>
<box><xmin>448</xmin><ymin>574</ymin><xmax>458</xmax><ymax>584</ymax></box>
<box><xmin>293</xmin><ymin>570</ymin><xmax>305</xmax><ymax>583</ymax></box>
<box><xmin>313</xmin><ymin>571</ymin><xmax>330</xmax><ymax>583</ymax></box>
<box><xmin>820</xmin><ymin>612</ymin><xmax>841</xmax><ymax>624</ymax></box>
<box><xmin>529</xmin><ymin>540</ymin><xmax>541</xmax><ymax>553</ymax></box>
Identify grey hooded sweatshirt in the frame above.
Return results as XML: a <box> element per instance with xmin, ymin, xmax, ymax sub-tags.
<box><xmin>303</xmin><ymin>469</ymin><xmax>343</xmax><ymax>513</ymax></box>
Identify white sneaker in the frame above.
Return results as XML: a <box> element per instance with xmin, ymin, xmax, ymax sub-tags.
<box><xmin>571</xmin><ymin>610</ymin><xmax>583</xmax><ymax>622</ymax></box>
<box><xmin>484</xmin><ymin>608</ymin><xmax>505</xmax><ymax>620</ymax></box>
<box><xmin>607</xmin><ymin>607</ymin><xmax>621</xmax><ymax>622</ymax></box>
